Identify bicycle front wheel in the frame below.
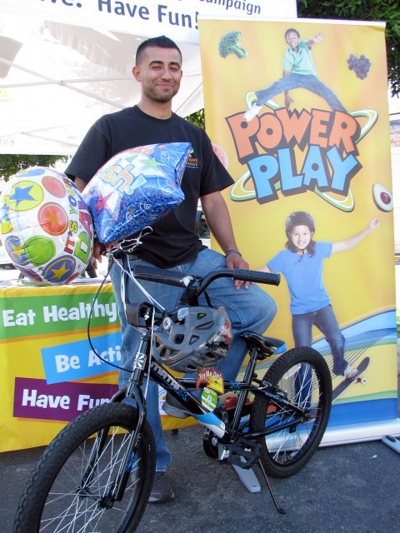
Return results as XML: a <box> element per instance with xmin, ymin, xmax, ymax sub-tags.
<box><xmin>250</xmin><ymin>346</ymin><xmax>332</xmax><ymax>479</ymax></box>
<box><xmin>14</xmin><ymin>402</ymin><xmax>156</xmax><ymax>533</ymax></box>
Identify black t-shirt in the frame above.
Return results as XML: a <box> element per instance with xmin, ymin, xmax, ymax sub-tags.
<box><xmin>66</xmin><ymin>106</ymin><xmax>233</xmax><ymax>267</ymax></box>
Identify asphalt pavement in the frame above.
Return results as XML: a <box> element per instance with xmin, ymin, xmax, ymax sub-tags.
<box><xmin>2</xmin><ymin>383</ymin><xmax>400</xmax><ymax>533</ymax></box>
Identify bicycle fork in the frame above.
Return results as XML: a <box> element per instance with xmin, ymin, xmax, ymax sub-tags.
<box><xmin>78</xmin><ymin>339</ymin><xmax>151</xmax><ymax>507</ymax></box>
<box><xmin>77</xmin><ymin>390</ymin><xmax>147</xmax><ymax>508</ymax></box>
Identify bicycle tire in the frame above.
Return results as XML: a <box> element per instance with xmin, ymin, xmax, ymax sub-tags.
<box><xmin>14</xmin><ymin>402</ymin><xmax>156</xmax><ymax>533</ymax></box>
<box><xmin>250</xmin><ymin>346</ymin><xmax>332</xmax><ymax>479</ymax></box>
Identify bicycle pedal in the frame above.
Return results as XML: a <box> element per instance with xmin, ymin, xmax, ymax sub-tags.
<box><xmin>221</xmin><ymin>438</ymin><xmax>260</xmax><ymax>469</ymax></box>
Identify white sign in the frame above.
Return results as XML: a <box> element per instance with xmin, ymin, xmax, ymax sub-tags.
<box><xmin>0</xmin><ymin>0</ymin><xmax>297</xmax><ymax>155</ymax></box>
<box><xmin>1</xmin><ymin>0</ymin><xmax>297</xmax><ymax>43</ymax></box>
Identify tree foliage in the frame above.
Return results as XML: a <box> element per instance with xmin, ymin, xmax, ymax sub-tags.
<box><xmin>0</xmin><ymin>155</ymin><xmax>69</xmax><ymax>180</ymax></box>
<box><xmin>186</xmin><ymin>108</ymin><xmax>205</xmax><ymax>129</ymax></box>
<box><xmin>297</xmin><ymin>0</ymin><xmax>400</xmax><ymax>96</ymax></box>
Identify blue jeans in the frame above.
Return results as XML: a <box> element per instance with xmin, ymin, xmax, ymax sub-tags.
<box><xmin>110</xmin><ymin>247</ymin><xmax>277</xmax><ymax>471</ymax></box>
<box><xmin>292</xmin><ymin>304</ymin><xmax>347</xmax><ymax>375</ymax></box>
<box><xmin>255</xmin><ymin>73</ymin><xmax>347</xmax><ymax>113</ymax></box>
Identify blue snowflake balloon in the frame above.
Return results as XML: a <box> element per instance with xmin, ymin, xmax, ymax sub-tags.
<box><xmin>83</xmin><ymin>143</ymin><xmax>190</xmax><ymax>244</ymax></box>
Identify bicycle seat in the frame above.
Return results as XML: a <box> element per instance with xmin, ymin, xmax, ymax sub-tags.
<box><xmin>241</xmin><ymin>332</ymin><xmax>286</xmax><ymax>360</ymax></box>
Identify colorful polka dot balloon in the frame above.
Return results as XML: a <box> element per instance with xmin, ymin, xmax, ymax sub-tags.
<box><xmin>0</xmin><ymin>167</ymin><xmax>93</xmax><ymax>284</ymax></box>
<box><xmin>83</xmin><ymin>143</ymin><xmax>190</xmax><ymax>244</ymax></box>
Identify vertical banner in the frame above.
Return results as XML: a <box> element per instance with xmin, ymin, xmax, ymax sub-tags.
<box><xmin>390</xmin><ymin>116</ymin><xmax>400</xmax><ymax>258</ymax></box>
<box><xmin>199</xmin><ymin>18</ymin><xmax>400</xmax><ymax>442</ymax></box>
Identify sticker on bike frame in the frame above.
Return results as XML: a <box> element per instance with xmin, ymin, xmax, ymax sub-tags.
<box><xmin>196</xmin><ymin>368</ymin><xmax>224</xmax><ymax>394</ymax></box>
<box><xmin>201</xmin><ymin>387</ymin><xmax>218</xmax><ymax>411</ymax></box>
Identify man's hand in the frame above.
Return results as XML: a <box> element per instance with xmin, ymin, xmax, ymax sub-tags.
<box><xmin>92</xmin><ymin>241</ymin><xmax>116</xmax><ymax>262</ymax></box>
<box><xmin>225</xmin><ymin>252</ymin><xmax>251</xmax><ymax>290</ymax></box>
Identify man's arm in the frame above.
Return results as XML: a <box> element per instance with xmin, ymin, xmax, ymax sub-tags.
<box><xmin>73</xmin><ymin>176</ymin><xmax>87</xmax><ymax>193</ymax></box>
<box><xmin>200</xmin><ymin>190</ymin><xmax>250</xmax><ymax>289</ymax></box>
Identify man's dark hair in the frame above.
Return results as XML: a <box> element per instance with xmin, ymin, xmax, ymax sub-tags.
<box><xmin>285</xmin><ymin>28</ymin><xmax>300</xmax><ymax>40</ymax></box>
<box><xmin>136</xmin><ymin>35</ymin><xmax>182</xmax><ymax>65</ymax></box>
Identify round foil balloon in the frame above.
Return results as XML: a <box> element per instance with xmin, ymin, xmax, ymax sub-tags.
<box><xmin>0</xmin><ymin>167</ymin><xmax>93</xmax><ymax>284</ymax></box>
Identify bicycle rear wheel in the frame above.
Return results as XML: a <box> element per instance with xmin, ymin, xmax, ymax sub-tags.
<box><xmin>14</xmin><ymin>402</ymin><xmax>156</xmax><ymax>533</ymax></box>
<box><xmin>250</xmin><ymin>346</ymin><xmax>332</xmax><ymax>479</ymax></box>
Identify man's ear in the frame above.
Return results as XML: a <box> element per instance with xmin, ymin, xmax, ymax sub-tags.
<box><xmin>132</xmin><ymin>66</ymin><xmax>141</xmax><ymax>81</ymax></box>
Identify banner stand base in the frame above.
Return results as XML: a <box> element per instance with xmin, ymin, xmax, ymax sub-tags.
<box><xmin>231</xmin><ymin>419</ymin><xmax>400</xmax><ymax>494</ymax></box>
<box><xmin>232</xmin><ymin>464</ymin><xmax>261</xmax><ymax>493</ymax></box>
<box><xmin>382</xmin><ymin>435</ymin><xmax>400</xmax><ymax>455</ymax></box>
<box><xmin>321</xmin><ymin>418</ymin><xmax>400</xmax><ymax>447</ymax></box>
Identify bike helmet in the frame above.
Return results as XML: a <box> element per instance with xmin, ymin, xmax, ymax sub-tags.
<box><xmin>285</xmin><ymin>211</ymin><xmax>315</xmax><ymax>236</ymax></box>
<box><xmin>155</xmin><ymin>306</ymin><xmax>232</xmax><ymax>373</ymax></box>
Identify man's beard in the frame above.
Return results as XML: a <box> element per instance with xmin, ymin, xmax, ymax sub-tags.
<box><xmin>144</xmin><ymin>85</ymin><xmax>179</xmax><ymax>103</ymax></box>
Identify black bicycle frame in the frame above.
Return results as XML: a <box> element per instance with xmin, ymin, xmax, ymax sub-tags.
<box><xmin>91</xmin><ymin>257</ymin><xmax>304</xmax><ymax>504</ymax></box>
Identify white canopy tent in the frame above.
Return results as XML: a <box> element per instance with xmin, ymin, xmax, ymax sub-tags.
<box><xmin>0</xmin><ymin>0</ymin><xmax>297</xmax><ymax>155</ymax></box>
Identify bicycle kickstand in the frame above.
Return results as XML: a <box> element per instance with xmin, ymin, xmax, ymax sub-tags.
<box><xmin>257</xmin><ymin>460</ymin><xmax>286</xmax><ymax>514</ymax></box>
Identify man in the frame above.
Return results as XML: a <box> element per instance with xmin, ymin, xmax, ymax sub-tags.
<box><xmin>244</xmin><ymin>28</ymin><xmax>347</xmax><ymax>121</ymax></box>
<box><xmin>67</xmin><ymin>35</ymin><xmax>276</xmax><ymax>503</ymax></box>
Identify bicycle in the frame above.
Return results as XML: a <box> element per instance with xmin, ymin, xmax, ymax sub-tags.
<box><xmin>14</xmin><ymin>250</ymin><xmax>332</xmax><ymax>532</ymax></box>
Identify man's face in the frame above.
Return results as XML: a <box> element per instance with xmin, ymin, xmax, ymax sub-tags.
<box><xmin>133</xmin><ymin>46</ymin><xmax>183</xmax><ymax>103</ymax></box>
<box><xmin>286</xmin><ymin>31</ymin><xmax>300</xmax><ymax>50</ymax></box>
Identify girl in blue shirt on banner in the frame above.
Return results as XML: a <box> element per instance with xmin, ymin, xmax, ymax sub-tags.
<box><xmin>259</xmin><ymin>211</ymin><xmax>380</xmax><ymax>380</ymax></box>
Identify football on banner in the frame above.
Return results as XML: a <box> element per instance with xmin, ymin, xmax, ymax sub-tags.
<box><xmin>0</xmin><ymin>167</ymin><xmax>93</xmax><ymax>284</ymax></box>
<box><xmin>83</xmin><ymin>142</ymin><xmax>190</xmax><ymax>244</ymax></box>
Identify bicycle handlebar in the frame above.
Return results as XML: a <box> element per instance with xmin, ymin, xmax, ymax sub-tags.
<box><xmin>126</xmin><ymin>265</ymin><xmax>191</xmax><ymax>287</ymax></box>
<box><xmin>125</xmin><ymin>264</ymin><xmax>280</xmax><ymax>289</ymax></box>
<box><xmin>230</xmin><ymin>268</ymin><xmax>280</xmax><ymax>286</ymax></box>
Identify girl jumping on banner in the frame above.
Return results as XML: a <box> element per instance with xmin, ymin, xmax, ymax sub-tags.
<box><xmin>259</xmin><ymin>211</ymin><xmax>380</xmax><ymax>380</ymax></box>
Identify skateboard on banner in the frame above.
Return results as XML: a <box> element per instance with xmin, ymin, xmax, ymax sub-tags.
<box><xmin>332</xmin><ymin>357</ymin><xmax>370</xmax><ymax>402</ymax></box>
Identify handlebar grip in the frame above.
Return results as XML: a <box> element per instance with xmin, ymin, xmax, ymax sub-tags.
<box><xmin>232</xmin><ymin>268</ymin><xmax>280</xmax><ymax>286</ymax></box>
